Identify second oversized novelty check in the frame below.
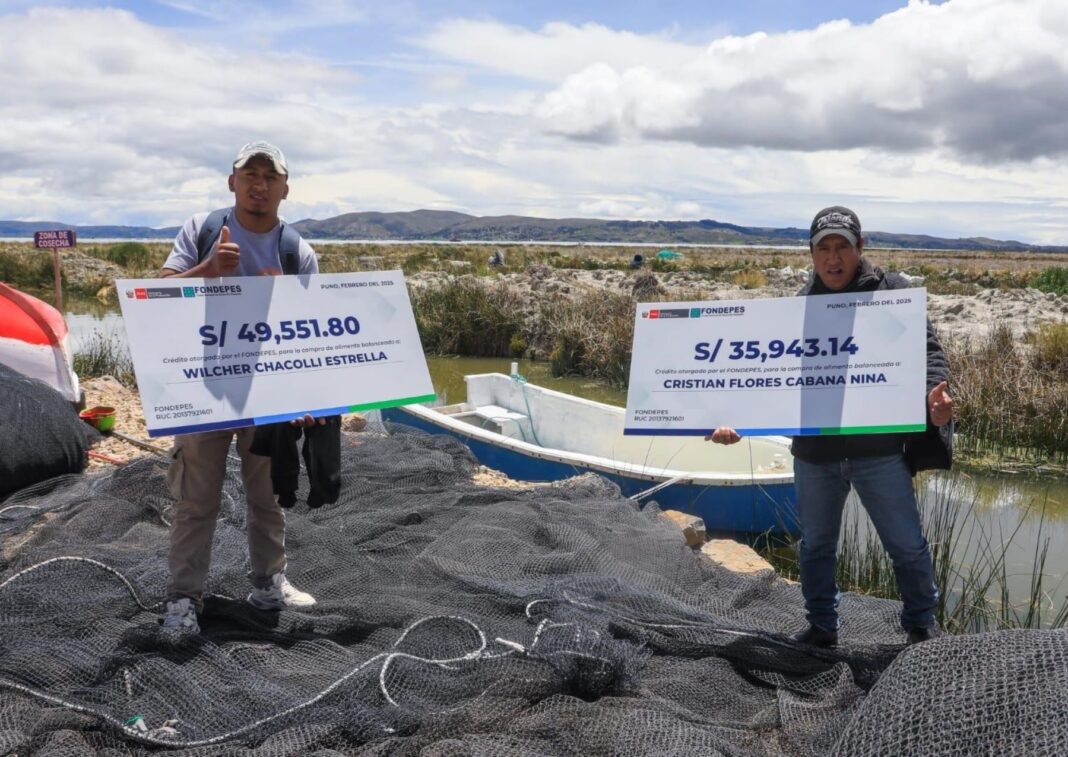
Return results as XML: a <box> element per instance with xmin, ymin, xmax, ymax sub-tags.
<box><xmin>118</xmin><ymin>271</ymin><xmax>434</xmax><ymax>436</ymax></box>
<box><xmin>625</xmin><ymin>288</ymin><xmax>929</xmax><ymax>436</ymax></box>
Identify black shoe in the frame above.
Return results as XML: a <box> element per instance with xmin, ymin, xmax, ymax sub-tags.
<box><xmin>789</xmin><ymin>625</ymin><xmax>838</xmax><ymax>647</ymax></box>
<box><xmin>278</xmin><ymin>491</ymin><xmax>297</xmax><ymax>509</ymax></box>
<box><xmin>906</xmin><ymin>626</ymin><xmax>940</xmax><ymax>645</ymax></box>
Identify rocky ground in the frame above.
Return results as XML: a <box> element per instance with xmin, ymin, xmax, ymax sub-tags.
<box><xmin>82</xmin><ymin>378</ymin><xmax>369</xmax><ymax>470</ymax></box>
<box><xmin>409</xmin><ymin>266</ymin><xmax>1068</xmax><ymax>343</ymax></box>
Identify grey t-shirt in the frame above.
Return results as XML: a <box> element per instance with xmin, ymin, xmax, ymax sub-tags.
<box><xmin>163</xmin><ymin>210</ymin><xmax>318</xmax><ymax>276</ymax></box>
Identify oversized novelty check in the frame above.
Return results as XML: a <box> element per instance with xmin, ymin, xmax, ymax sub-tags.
<box><xmin>625</xmin><ymin>289</ymin><xmax>928</xmax><ymax>436</ymax></box>
<box><xmin>117</xmin><ymin>271</ymin><xmax>434</xmax><ymax>436</ymax></box>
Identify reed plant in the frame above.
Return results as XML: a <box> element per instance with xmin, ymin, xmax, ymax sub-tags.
<box><xmin>83</xmin><ymin>242</ymin><xmax>160</xmax><ymax>271</ymax></box>
<box><xmin>409</xmin><ymin>277</ymin><xmax>528</xmax><ymax>357</ymax></box>
<box><xmin>541</xmin><ymin>291</ymin><xmax>636</xmax><ymax>386</ymax></box>
<box><xmin>762</xmin><ymin>471</ymin><xmax>1068</xmax><ymax>632</ymax></box>
<box><xmin>73</xmin><ymin>332</ymin><xmax>136</xmax><ymax>387</ymax></box>
<box><xmin>946</xmin><ymin>324</ymin><xmax>1068</xmax><ymax>465</ymax></box>
<box><xmin>0</xmin><ymin>250</ymin><xmax>61</xmax><ymax>290</ymax></box>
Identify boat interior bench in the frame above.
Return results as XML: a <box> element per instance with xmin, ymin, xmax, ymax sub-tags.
<box><xmin>452</xmin><ymin>404</ymin><xmax>531</xmax><ymax>440</ymax></box>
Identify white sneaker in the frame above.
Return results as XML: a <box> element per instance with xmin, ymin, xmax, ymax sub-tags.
<box><xmin>160</xmin><ymin>598</ymin><xmax>200</xmax><ymax>638</ymax></box>
<box><xmin>247</xmin><ymin>573</ymin><xmax>316</xmax><ymax>610</ymax></box>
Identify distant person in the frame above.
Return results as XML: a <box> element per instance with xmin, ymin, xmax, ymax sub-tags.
<box><xmin>708</xmin><ymin>206</ymin><xmax>953</xmax><ymax>647</ymax></box>
<box><xmin>158</xmin><ymin>141</ymin><xmax>321</xmax><ymax>639</ymax></box>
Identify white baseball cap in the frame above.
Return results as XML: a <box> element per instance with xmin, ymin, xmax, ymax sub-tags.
<box><xmin>233</xmin><ymin>141</ymin><xmax>289</xmax><ymax>175</ymax></box>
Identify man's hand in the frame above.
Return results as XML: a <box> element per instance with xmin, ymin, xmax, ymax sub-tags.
<box><xmin>705</xmin><ymin>427</ymin><xmax>742</xmax><ymax>445</ymax></box>
<box><xmin>290</xmin><ymin>414</ymin><xmax>327</xmax><ymax>428</ymax></box>
<box><xmin>927</xmin><ymin>381</ymin><xmax>954</xmax><ymax>427</ymax></box>
<box><xmin>205</xmin><ymin>225</ymin><xmax>240</xmax><ymax>277</ymax></box>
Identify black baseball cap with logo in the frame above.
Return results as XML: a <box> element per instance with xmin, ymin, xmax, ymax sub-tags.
<box><xmin>810</xmin><ymin>206</ymin><xmax>862</xmax><ymax>247</ymax></box>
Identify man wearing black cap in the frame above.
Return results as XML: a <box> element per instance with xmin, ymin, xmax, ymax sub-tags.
<box><xmin>157</xmin><ymin>141</ymin><xmax>320</xmax><ymax>639</ymax></box>
<box><xmin>709</xmin><ymin>206</ymin><xmax>953</xmax><ymax>646</ymax></box>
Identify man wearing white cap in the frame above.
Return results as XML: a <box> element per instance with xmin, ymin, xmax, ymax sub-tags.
<box><xmin>158</xmin><ymin>141</ymin><xmax>319</xmax><ymax>639</ymax></box>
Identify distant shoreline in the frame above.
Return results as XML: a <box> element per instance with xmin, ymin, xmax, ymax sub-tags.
<box><xmin>2</xmin><ymin>237</ymin><xmax>1060</xmax><ymax>253</ymax></box>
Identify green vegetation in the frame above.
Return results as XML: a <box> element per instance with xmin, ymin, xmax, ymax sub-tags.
<box><xmin>541</xmin><ymin>291</ymin><xmax>636</xmax><ymax>386</ymax></box>
<box><xmin>72</xmin><ymin>333</ymin><xmax>135</xmax><ymax>387</ymax></box>
<box><xmin>762</xmin><ymin>472</ymin><xmax>1068</xmax><ymax>632</ymax></box>
<box><xmin>0</xmin><ymin>251</ymin><xmax>61</xmax><ymax>290</ymax></box>
<box><xmin>410</xmin><ymin>278</ymin><xmax>527</xmax><ymax>357</ymax></box>
<box><xmin>947</xmin><ymin>325</ymin><xmax>1068</xmax><ymax>465</ymax></box>
<box><xmin>83</xmin><ymin>241</ymin><xmax>163</xmax><ymax>271</ymax></box>
<box><xmin>409</xmin><ymin>274</ymin><xmax>689</xmax><ymax>388</ymax></box>
<box><xmin>1032</xmin><ymin>265</ymin><xmax>1068</xmax><ymax>296</ymax></box>
<box><xmin>1028</xmin><ymin>322</ymin><xmax>1068</xmax><ymax>376</ymax></box>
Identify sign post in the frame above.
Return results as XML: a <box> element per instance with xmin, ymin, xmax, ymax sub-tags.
<box><xmin>33</xmin><ymin>230</ymin><xmax>76</xmax><ymax>311</ymax></box>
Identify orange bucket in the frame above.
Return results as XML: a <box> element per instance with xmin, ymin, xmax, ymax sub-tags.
<box><xmin>79</xmin><ymin>406</ymin><xmax>116</xmax><ymax>433</ymax></box>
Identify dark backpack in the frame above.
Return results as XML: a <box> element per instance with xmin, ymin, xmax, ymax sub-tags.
<box><xmin>195</xmin><ymin>208</ymin><xmax>303</xmax><ymax>276</ymax></box>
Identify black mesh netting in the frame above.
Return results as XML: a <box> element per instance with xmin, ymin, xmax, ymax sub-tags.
<box><xmin>2</xmin><ymin>426</ymin><xmax>1067</xmax><ymax>755</ymax></box>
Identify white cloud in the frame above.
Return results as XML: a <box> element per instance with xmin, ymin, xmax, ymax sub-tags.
<box><xmin>3</xmin><ymin>1</ymin><xmax>1068</xmax><ymax>244</ymax></box>
<box><xmin>523</xmin><ymin>0</ymin><xmax>1068</xmax><ymax>162</ymax></box>
<box><xmin>417</xmin><ymin>19</ymin><xmax>702</xmax><ymax>83</ymax></box>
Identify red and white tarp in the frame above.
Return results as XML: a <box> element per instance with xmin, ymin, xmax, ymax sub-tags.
<box><xmin>0</xmin><ymin>282</ymin><xmax>81</xmax><ymax>403</ymax></box>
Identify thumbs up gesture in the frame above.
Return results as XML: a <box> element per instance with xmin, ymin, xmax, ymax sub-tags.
<box><xmin>207</xmin><ymin>225</ymin><xmax>240</xmax><ymax>277</ymax></box>
<box><xmin>927</xmin><ymin>381</ymin><xmax>953</xmax><ymax>427</ymax></box>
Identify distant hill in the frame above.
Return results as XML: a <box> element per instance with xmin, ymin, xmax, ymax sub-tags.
<box><xmin>1</xmin><ymin>211</ymin><xmax>1062</xmax><ymax>251</ymax></box>
<box><xmin>0</xmin><ymin>220</ymin><xmax>180</xmax><ymax>239</ymax></box>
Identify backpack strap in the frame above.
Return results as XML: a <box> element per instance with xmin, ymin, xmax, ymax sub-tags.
<box><xmin>196</xmin><ymin>207</ymin><xmax>303</xmax><ymax>275</ymax></box>
<box><xmin>195</xmin><ymin>208</ymin><xmax>231</xmax><ymax>264</ymax></box>
<box><xmin>278</xmin><ymin>223</ymin><xmax>302</xmax><ymax>276</ymax></box>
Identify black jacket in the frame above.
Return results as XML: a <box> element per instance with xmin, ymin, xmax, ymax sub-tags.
<box><xmin>790</xmin><ymin>258</ymin><xmax>953</xmax><ymax>472</ymax></box>
<box><xmin>250</xmin><ymin>416</ymin><xmax>341</xmax><ymax>508</ymax></box>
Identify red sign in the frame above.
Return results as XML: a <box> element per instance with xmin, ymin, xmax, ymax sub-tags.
<box><xmin>33</xmin><ymin>230</ymin><xmax>76</xmax><ymax>249</ymax></box>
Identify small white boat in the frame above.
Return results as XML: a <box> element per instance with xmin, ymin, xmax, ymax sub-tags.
<box><xmin>382</xmin><ymin>373</ymin><xmax>798</xmax><ymax>535</ymax></box>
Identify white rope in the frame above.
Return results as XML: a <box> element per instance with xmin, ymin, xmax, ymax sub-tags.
<box><xmin>0</xmin><ymin>558</ymin><xmax>521</xmax><ymax>747</ymax></box>
<box><xmin>0</xmin><ymin>504</ymin><xmax>43</xmax><ymax>517</ymax></box>
<box><xmin>525</xmin><ymin>594</ymin><xmax>799</xmax><ymax>649</ymax></box>
<box><xmin>0</xmin><ymin>558</ymin><xmax>800</xmax><ymax>750</ymax></box>
<box><xmin>0</xmin><ymin>557</ymin><xmax>161</xmax><ymax>611</ymax></box>
<box><xmin>627</xmin><ymin>475</ymin><xmax>690</xmax><ymax>502</ymax></box>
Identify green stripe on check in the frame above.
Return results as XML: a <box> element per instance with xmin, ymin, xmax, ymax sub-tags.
<box><xmin>347</xmin><ymin>394</ymin><xmax>437</xmax><ymax>413</ymax></box>
<box><xmin>819</xmin><ymin>424</ymin><xmax>927</xmax><ymax>435</ymax></box>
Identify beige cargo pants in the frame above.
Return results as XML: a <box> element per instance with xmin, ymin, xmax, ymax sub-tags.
<box><xmin>166</xmin><ymin>427</ymin><xmax>286</xmax><ymax>609</ymax></box>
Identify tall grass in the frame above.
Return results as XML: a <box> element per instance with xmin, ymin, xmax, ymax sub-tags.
<box><xmin>946</xmin><ymin>324</ymin><xmax>1068</xmax><ymax>465</ymax></box>
<box><xmin>73</xmin><ymin>333</ymin><xmax>136</xmax><ymax>387</ymax></box>
<box><xmin>84</xmin><ymin>241</ymin><xmax>160</xmax><ymax>271</ymax></box>
<box><xmin>541</xmin><ymin>291</ymin><xmax>637</xmax><ymax>386</ymax></box>
<box><xmin>0</xmin><ymin>251</ymin><xmax>62</xmax><ymax>290</ymax></box>
<box><xmin>762</xmin><ymin>471</ymin><xmax>1068</xmax><ymax>633</ymax></box>
<box><xmin>409</xmin><ymin>274</ymin><xmax>685</xmax><ymax>387</ymax></box>
<box><xmin>410</xmin><ymin>278</ymin><xmax>528</xmax><ymax>357</ymax></box>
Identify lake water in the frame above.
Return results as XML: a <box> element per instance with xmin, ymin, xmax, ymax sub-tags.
<box><xmin>64</xmin><ymin>299</ymin><xmax>1068</xmax><ymax>621</ymax></box>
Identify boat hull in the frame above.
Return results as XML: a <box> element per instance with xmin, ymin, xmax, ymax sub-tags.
<box><xmin>382</xmin><ymin>406</ymin><xmax>798</xmax><ymax>536</ymax></box>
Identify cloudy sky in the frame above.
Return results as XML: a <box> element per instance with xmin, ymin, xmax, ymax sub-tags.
<box><xmin>2</xmin><ymin>0</ymin><xmax>1067</xmax><ymax>243</ymax></box>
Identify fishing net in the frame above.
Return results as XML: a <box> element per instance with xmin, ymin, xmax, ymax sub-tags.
<box><xmin>0</xmin><ymin>363</ymin><xmax>96</xmax><ymax>499</ymax></box>
<box><xmin>2</xmin><ymin>425</ymin><xmax>1066</xmax><ymax>755</ymax></box>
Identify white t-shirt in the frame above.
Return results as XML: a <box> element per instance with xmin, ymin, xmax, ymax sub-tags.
<box><xmin>163</xmin><ymin>210</ymin><xmax>318</xmax><ymax>276</ymax></box>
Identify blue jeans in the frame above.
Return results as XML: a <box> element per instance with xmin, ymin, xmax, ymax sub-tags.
<box><xmin>794</xmin><ymin>454</ymin><xmax>938</xmax><ymax>632</ymax></box>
